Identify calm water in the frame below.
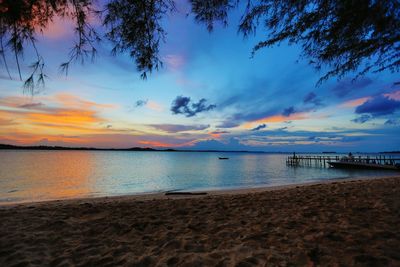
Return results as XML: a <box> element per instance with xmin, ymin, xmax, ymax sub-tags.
<box><xmin>0</xmin><ymin>150</ymin><xmax>398</xmax><ymax>204</ymax></box>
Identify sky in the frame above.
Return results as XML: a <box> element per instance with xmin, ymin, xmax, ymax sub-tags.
<box><xmin>0</xmin><ymin>2</ymin><xmax>399</xmax><ymax>152</ymax></box>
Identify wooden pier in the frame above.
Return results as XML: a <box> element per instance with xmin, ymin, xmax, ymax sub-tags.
<box><xmin>286</xmin><ymin>154</ymin><xmax>400</xmax><ymax>168</ymax></box>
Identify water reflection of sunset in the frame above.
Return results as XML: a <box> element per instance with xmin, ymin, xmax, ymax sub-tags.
<box><xmin>1</xmin><ymin>151</ymin><xmax>398</xmax><ymax>204</ymax></box>
<box><xmin>1</xmin><ymin>151</ymin><xmax>95</xmax><ymax>202</ymax></box>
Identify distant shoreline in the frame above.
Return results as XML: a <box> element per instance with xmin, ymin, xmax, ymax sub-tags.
<box><xmin>0</xmin><ymin>144</ymin><xmax>398</xmax><ymax>154</ymax></box>
<box><xmin>0</xmin><ymin>144</ymin><xmax>265</xmax><ymax>153</ymax></box>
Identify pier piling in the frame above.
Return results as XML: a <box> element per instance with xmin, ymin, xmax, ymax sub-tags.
<box><xmin>286</xmin><ymin>154</ymin><xmax>400</xmax><ymax>168</ymax></box>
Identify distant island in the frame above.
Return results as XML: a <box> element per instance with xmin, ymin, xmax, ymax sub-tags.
<box><xmin>1</xmin><ymin>144</ymin><xmax>397</xmax><ymax>154</ymax></box>
<box><xmin>0</xmin><ymin>143</ymin><xmax>259</xmax><ymax>153</ymax></box>
<box><xmin>0</xmin><ymin>143</ymin><xmax>162</xmax><ymax>151</ymax></box>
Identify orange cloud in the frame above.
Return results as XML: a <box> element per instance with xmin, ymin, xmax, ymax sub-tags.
<box><xmin>0</xmin><ymin>93</ymin><xmax>203</xmax><ymax>149</ymax></box>
<box><xmin>138</xmin><ymin>140</ymin><xmax>177</xmax><ymax>148</ymax></box>
<box><xmin>27</xmin><ymin>109</ymin><xmax>101</xmax><ymax>125</ymax></box>
<box><xmin>0</xmin><ymin>93</ymin><xmax>118</xmax><ymax>144</ymax></box>
<box><xmin>0</xmin><ymin>117</ymin><xmax>15</xmax><ymax>126</ymax></box>
<box><xmin>340</xmin><ymin>97</ymin><xmax>371</xmax><ymax>108</ymax></box>
<box><xmin>384</xmin><ymin>90</ymin><xmax>400</xmax><ymax>100</ymax></box>
<box><xmin>208</xmin><ymin>131</ymin><xmax>229</xmax><ymax>139</ymax></box>
<box><xmin>209</xmin><ymin>133</ymin><xmax>221</xmax><ymax>138</ymax></box>
<box><xmin>0</xmin><ymin>93</ymin><xmax>117</xmax><ymax>111</ymax></box>
<box><xmin>146</xmin><ymin>100</ymin><xmax>163</xmax><ymax>112</ymax></box>
<box><xmin>0</xmin><ymin>128</ymin><xmax>85</xmax><ymax>145</ymax></box>
<box><xmin>242</xmin><ymin>113</ymin><xmax>307</xmax><ymax>129</ymax></box>
<box><xmin>139</xmin><ymin>139</ymin><xmax>196</xmax><ymax>148</ymax></box>
<box><xmin>0</xmin><ymin>96</ymin><xmax>41</xmax><ymax>109</ymax></box>
<box><xmin>53</xmin><ymin>93</ymin><xmax>117</xmax><ymax>109</ymax></box>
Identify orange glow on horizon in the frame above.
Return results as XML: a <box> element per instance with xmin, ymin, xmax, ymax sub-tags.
<box><xmin>27</xmin><ymin>110</ymin><xmax>102</xmax><ymax>125</ymax></box>
<box><xmin>209</xmin><ymin>133</ymin><xmax>221</xmax><ymax>138</ymax></box>
<box><xmin>139</xmin><ymin>139</ymin><xmax>196</xmax><ymax>148</ymax></box>
<box><xmin>0</xmin><ymin>93</ymin><xmax>120</xmax><ymax>145</ymax></box>
<box><xmin>242</xmin><ymin>113</ymin><xmax>307</xmax><ymax>129</ymax></box>
<box><xmin>0</xmin><ymin>131</ymin><xmax>84</xmax><ymax>145</ymax></box>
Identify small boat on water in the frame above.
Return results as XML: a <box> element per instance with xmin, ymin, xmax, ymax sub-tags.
<box><xmin>218</xmin><ymin>157</ymin><xmax>229</xmax><ymax>160</ymax></box>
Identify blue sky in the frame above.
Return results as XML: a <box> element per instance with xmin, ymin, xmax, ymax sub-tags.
<box><xmin>0</xmin><ymin>2</ymin><xmax>399</xmax><ymax>152</ymax></box>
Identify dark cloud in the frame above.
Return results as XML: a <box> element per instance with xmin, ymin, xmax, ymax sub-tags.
<box><xmin>216</xmin><ymin>77</ymin><xmax>305</xmax><ymax>127</ymax></box>
<box><xmin>251</xmin><ymin>124</ymin><xmax>267</xmax><ymax>131</ymax></box>
<box><xmin>180</xmin><ymin>128</ymin><xmax>397</xmax><ymax>152</ymax></box>
<box><xmin>189</xmin><ymin>138</ymin><xmax>248</xmax><ymax>151</ymax></box>
<box><xmin>308</xmin><ymin>136</ymin><xmax>322</xmax><ymax>142</ymax></box>
<box><xmin>171</xmin><ymin>96</ymin><xmax>216</xmax><ymax>117</ymax></box>
<box><xmin>191</xmin><ymin>99</ymin><xmax>216</xmax><ymax>114</ymax></box>
<box><xmin>151</xmin><ymin>124</ymin><xmax>210</xmax><ymax>133</ymax></box>
<box><xmin>227</xmin><ymin>109</ymin><xmax>278</xmax><ymax>125</ymax></box>
<box><xmin>303</xmin><ymin>92</ymin><xmax>316</xmax><ymax>103</ymax></box>
<box><xmin>384</xmin><ymin>119</ymin><xmax>399</xmax><ymax>125</ymax></box>
<box><xmin>332</xmin><ymin>77</ymin><xmax>373</xmax><ymax>98</ymax></box>
<box><xmin>135</xmin><ymin>99</ymin><xmax>148</xmax><ymax>107</ymax></box>
<box><xmin>216</xmin><ymin>120</ymin><xmax>241</xmax><ymax>128</ymax></box>
<box><xmin>351</xmin><ymin>115</ymin><xmax>372</xmax><ymax>124</ymax></box>
<box><xmin>171</xmin><ymin>96</ymin><xmax>190</xmax><ymax>114</ymax></box>
<box><xmin>341</xmin><ymin>136</ymin><xmax>364</xmax><ymax>143</ymax></box>
<box><xmin>303</xmin><ymin>92</ymin><xmax>322</xmax><ymax>106</ymax></box>
<box><xmin>355</xmin><ymin>95</ymin><xmax>400</xmax><ymax>116</ymax></box>
<box><xmin>106</xmin><ymin>125</ymin><xmax>112</xmax><ymax>129</ymax></box>
<box><xmin>18</xmin><ymin>102</ymin><xmax>44</xmax><ymax>109</ymax></box>
<box><xmin>214</xmin><ymin>110</ymin><xmax>276</xmax><ymax>129</ymax></box>
<box><xmin>282</xmin><ymin>106</ymin><xmax>296</xmax><ymax>117</ymax></box>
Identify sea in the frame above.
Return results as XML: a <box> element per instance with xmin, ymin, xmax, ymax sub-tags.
<box><xmin>0</xmin><ymin>150</ymin><xmax>399</xmax><ymax>204</ymax></box>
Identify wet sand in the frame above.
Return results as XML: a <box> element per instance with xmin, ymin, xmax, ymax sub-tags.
<box><xmin>0</xmin><ymin>176</ymin><xmax>399</xmax><ymax>266</ymax></box>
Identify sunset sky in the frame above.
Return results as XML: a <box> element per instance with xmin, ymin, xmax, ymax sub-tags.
<box><xmin>1</xmin><ymin>2</ymin><xmax>399</xmax><ymax>152</ymax></box>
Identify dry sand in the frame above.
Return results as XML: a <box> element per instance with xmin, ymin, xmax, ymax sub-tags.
<box><xmin>0</xmin><ymin>176</ymin><xmax>399</xmax><ymax>266</ymax></box>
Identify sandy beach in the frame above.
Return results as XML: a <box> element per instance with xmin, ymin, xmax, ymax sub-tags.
<box><xmin>1</xmin><ymin>176</ymin><xmax>399</xmax><ymax>266</ymax></box>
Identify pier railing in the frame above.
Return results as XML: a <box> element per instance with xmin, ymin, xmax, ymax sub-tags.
<box><xmin>286</xmin><ymin>154</ymin><xmax>400</xmax><ymax>168</ymax></box>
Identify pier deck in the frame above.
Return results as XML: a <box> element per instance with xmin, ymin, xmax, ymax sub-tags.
<box><xmin>286</xmin><ymin>154</ymin><xmax>400</xmax><ymax>168</ymax></box>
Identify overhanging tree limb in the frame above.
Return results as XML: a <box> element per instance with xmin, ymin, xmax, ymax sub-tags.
<box><xmin>0</xmin><ymin>0</ymin><xmax>399</xmax><ymax>91</ymax></box>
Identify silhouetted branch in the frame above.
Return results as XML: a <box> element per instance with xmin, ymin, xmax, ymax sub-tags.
<box><xmin>59</xmin><ymin>0</ymin><xmax>101</xmax><ymax>76</ymax></box>
<box><xmin>0</xmin><ymin>35</ymin><xmax>12</xmax><ymax>80</ymax></box>
<box><xmin>104</xmin><ymin>0</ymin><xmax>175</xmax><ymax>79</ymax></box>
<box><xmin>11</xmin><ymin>24</ymin><xmax>23</xmax><ymax>81</ymax></box>
<box><xmin>190</xmin><ymin>0</ymin><xmax>239</xmax><ymax>31</ymax></box>
<box><xmin>235</xmin><ymin>0</ymin><xmax>400</xmax><ymax>84</ymax></box>
<box><xmin>23</xmin><ymin>36</ymin><xmax>46</xmax><ymax>94</ymax></box>
<box><xmin>0</xmin><ymin>0</ymin><xmax>399</xmax><ymax>91</ymax></box>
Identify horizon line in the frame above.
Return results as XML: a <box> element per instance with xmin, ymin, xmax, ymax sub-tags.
<box><xmin>0</xmin><ymin>144</ymin><xmax>398</xmax><ymax>154</ymax></box>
